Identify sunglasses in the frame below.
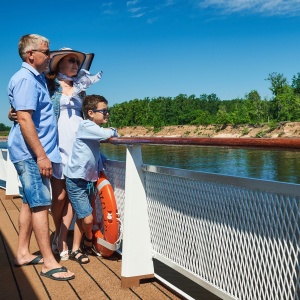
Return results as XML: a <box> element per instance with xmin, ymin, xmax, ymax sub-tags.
<box><xmin>68</xmin><ymin>57</ymin><xmax>81</xmax><ymax>66</ymax></box>
<box><xmin>93</xmin><ymin>109</ymin><xmax>110</xmax><ymax>116</ymax></box>
<box><xmin>29</xmin><ymin>49</ymin><xmax>51</xmax><ymax>57</ymax></box>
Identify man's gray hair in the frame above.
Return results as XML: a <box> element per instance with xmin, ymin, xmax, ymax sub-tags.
<box><xmin>18</xmin><ymin>34</ymin><xmax>50</xmax><ymax>61</ymax></box>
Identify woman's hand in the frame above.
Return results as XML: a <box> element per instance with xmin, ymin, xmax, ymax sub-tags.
<box><xmin>8</xmin><ymin>107</ymin><xmax>18</xmax><ymax>122</ymax></box>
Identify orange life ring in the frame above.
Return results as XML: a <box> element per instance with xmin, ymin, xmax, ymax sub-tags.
<box><xmin>92</xmin><ymin>171</ymin><xmax>120</xmax><ymax>257</ymax></box>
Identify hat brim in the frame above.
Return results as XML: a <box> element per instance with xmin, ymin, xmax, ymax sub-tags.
<box><xmin>81</xmin><ymin>53</ymin><xmax>94</xmax><ymax>71</ymax></box>
<box><xmin>49</xmin><ymin>50</ymin><xmax>93</xmax><ymax>72</ymax></box>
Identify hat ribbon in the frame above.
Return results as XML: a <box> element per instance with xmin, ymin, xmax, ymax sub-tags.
<box><xmin>57</xmin><ymin>69</ymin><xmax>103</xmax><ymax>95</ymax></box>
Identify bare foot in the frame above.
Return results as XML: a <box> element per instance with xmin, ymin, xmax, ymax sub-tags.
<box><xmin>14</xmin><ymin>254</ymin><xmax>44</xmax><ymax>266</ymax></box>
<box><xmin>41</xmin><ymin>264</ymin><xmax>74</xmax><ymax>280</ymax></box>
<box><xmin>40</xmin><ymin>267</ymin><xmax>75</xmax><ymax>281</ymax></box>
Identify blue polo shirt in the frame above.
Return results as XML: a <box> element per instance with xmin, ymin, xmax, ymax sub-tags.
<box><xmin>7</xmin><ymin>62</ymin><xmax>61</xmax><ymax>163</ymax></box>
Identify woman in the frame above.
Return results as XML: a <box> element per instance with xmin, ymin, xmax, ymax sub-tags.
<box><xmin>46</xmin><ymin>48</ymin><xmax>102</xmax><ymax>262</ymax></box>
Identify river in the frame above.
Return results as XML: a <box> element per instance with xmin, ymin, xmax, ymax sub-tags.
<box><xmin>1</xmin><ymin>141</ymin><xmax>300</xmax><ymax>184</ymax></box>
<box><xmin>100</xmin><ymin>143</ymin><xmax>300</xmax><ymax>184</ymax></box>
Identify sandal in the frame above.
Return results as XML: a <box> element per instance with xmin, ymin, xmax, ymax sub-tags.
<box><xmin>69</xmin><ymin>250</ymin><xmax>90</xmax><ymax>264</ymax></box>
<box><xmin>60</xmin><ymin>250</ymin><xmax>70</xmax><ymax>261</ymax></box>
<box><xmin>81</xmin><ymin>235</ymin><xmax>100</xmax><ymax>256</ymax></box>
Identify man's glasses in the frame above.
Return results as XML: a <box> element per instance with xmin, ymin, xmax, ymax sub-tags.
<box><xmin>93</xmin><ymin>109</ymin><xmax>110</xmax><ymax>115</ymax></box>
<box><xmin>30</xmin><ymin>49</ymin><xmax>51</xmax><ymax>57</ymax></box>
<box><xmin>68</xmin><ymin>57</ymin><xmax>81</xmax><ymax>66</ymax></box>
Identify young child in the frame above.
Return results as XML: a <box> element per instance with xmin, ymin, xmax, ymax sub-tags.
<box><xmin>64</xmin><ymin>94</ymin><xmax>118</xmax><ymax>263</ymax></box>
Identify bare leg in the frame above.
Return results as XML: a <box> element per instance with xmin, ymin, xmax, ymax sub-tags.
<box><xmin>82</xmin><ymin>214</ymin><xmax>93</xmax><ymax>240</ymax></box>
<box><xmin>70</xmin><ymin>217</ymin><xmax>90</xmax><ymax>263</ymax></box>
<box><xmin>59</xmin><ymin>199</ymin><xmax>74</xmax><ymax>252</ymax></box>
<box><xmin>31</xmin><ymin>206</ymin><xmax>74</xmax><ymax>279</ymax></box>
<box><xmin>81</xmin><ymin>214</ymin><xmax>98</xmax><ymax>256</ymax></box>
<box><xmin>51</xmin><ymin>177</ymin><xmax>66</xmax><ymax>237</ymax></box>
<box><xmin>14</xmin><ymin>203</ymin><xmax>43</xmax><ymax>265</ymax></box>
<box><xmin>71</xmin><ymin>218</ymin><xmax>84</xmax><ymax>252</ymax></box>
<box><xmin>72</xmin><ymin>214</ymin><xmax>93</xmax><ymax>250</ymax></box>
<box><xmin>51</xmin><ymin>178</ymin><xmax>74</xmax><ymax>253</ymax></box>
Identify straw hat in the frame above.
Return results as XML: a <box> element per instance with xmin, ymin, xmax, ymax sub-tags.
<box><xmin>49</xmin><ymin>48</ymin><xmax>95</xmax><ymax>72</ymax></box>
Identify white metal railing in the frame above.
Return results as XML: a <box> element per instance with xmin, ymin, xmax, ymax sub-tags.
<box><xmin>105</xmin><ymin>145</ymin><xmax>300</xmax><ymax>300</ymax></box>
<box><xmin>1</xmin><ymin>145</ymin><xmax>300</xmax><ymax>300</ymax></box>
<box><xmin>0</xmin><ymin>149</ymin><xmax>21</xmax><ymax>196</ymax></box>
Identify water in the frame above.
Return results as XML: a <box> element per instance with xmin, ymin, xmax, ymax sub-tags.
<box><xmin>2</xmin><ymin>141</ymin><xmax>300</xmax><ymax>184</ymax></box>
<box><xmin>0</xmin><ymin>141</ymin><xmax>7</xmax><ymax>149</ymax></box>
<box><xmin>100</xmin><ymin>143</ymin><xmax>300</xmax><ymax>184</ymax></box>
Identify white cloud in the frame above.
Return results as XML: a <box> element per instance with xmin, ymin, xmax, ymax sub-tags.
<box><xmin>128</xmin><ymin>7</ymin><xmax>143</xmax><ymax>13</ymax></box>
<box><xmin>127</xmin><ymin>0</ymin><xmax>139</xmax><ymax>6</ymax></box>
<box><xmin>198</xmin><ymin>0</ymin><xmax>300</xmax><ymax>16</ymax></box>
<box><xmin>147</xmin><ymin>17</ymin><xmax>159</xmax><ymax>24</ymax></box>
<box><xmin>132</xmin><ymin>12</ymin><xmax>146</xmax><ymax>18</ymax></box>
<box><xmin>102</xmin><ymin>2</ymin><xmax>113</xmax><ymax>7</ymax></box>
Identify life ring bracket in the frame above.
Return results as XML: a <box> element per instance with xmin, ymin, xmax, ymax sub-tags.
<box><xmin>97</xmin><ymin>237</ymin><xmax>121</xmax><ymax>251</ymax></box>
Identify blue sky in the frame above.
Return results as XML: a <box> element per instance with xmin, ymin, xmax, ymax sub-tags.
<box><xmin>1</xmin><ymin>0</ymin><xmax>300</xmax><ymax>126</ymax></box>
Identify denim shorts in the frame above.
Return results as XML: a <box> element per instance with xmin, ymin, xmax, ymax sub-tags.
<box><xmin>14</xmin><ymin>158</ymin><xmax>51</xmax><ymax>208</ymax></box>
<box><xmin>65</xmin><ymin>177</ymin><xmax>94</xmax><ymax>219</ymax></box>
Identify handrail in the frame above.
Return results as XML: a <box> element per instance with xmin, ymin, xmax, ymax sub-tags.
<box><xmin>108</xmin><ymin>137</ymin><xmax>300</xmax><ymax>149</ymax></box>
<box><xmin>3</xmin><ymin>136</ymin><xmax>300</xmax><ymax>149</ymax></box>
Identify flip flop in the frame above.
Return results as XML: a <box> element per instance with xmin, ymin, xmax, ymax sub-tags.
<box><xmin>15</xmin><ymin>255</ymin><xmax>43</xmax><ymax>267</ymax></box>
<box><xmin>40</xmin><ymin>266</ymin><xmax>75</xmax><ymax>281</ymax></box>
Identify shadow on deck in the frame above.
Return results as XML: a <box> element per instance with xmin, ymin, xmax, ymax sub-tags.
<box><xmin>0</xmin><ymin>188</ymin><xmax>182</xmax><ymax>300</ymax></box>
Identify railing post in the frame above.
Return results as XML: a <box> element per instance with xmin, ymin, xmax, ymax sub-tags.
<box><xmin>0</xmin><ymin>150</ymin><xmax>6</xmax><ymax>183</ymax></box>
<box><xmin>121</xmin><ymin>145</ymin><xmax>154</xmax><ymax>287</ymax></box>
<box><xmin>1</xmin><ymin>150</ymin><xmax>20</xmax><ymax>199</ymax></box>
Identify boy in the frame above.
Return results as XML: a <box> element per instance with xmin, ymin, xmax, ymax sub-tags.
<box><xmin>64</xmin><ymin>94</ymin><xmax>118</xmax><ymax>263</ymax></box>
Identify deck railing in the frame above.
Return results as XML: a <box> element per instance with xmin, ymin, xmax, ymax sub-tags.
<box><xmin>1</xmin><ymin>138</ymin><xmax>300</xmax><ymax>300</ymax></box>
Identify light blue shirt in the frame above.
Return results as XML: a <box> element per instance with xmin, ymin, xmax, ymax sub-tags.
<box><xmin>7</xmin><ymin>62</ymin><xmax>61</xmax><ymax>163</ymax></box>
<box><xmin>64</xmin><ymin>120</ymin><xmax>116</xmax><ymax>181</ymax></box>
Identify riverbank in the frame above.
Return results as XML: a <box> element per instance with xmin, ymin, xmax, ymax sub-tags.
<box><xmin>117</xmin><ymin>122</ymin><xmax>300</xmax><ymax>138</ymax></box>
<box><xmin>1</xmin><ymin>122</ymin><xmax>300</xmax><ymax>141</ymax></box>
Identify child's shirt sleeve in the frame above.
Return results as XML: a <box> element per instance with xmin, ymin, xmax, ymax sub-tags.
<box><xmin>77</xmin><ymin>120</ymin><xmax>115</xmax><ymax>141</ymax></box>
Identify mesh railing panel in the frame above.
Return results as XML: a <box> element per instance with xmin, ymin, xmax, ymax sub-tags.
<box><xmin>105</xmin><ymin>161</ymin><xmax>126</xmax><ymax>225</ymax></box>
<box><xmin>105</xmin><ymin>161</ymin><xmax>299</xmax><ymax>300</ymax></box>
<box><xmin>145</xmin><ymin>171</ymin><xmax>299</xmax><ymax>300</ymax></box>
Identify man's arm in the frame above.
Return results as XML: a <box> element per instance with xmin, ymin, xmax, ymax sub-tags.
<box><xmin>17</xmin><ymin>110</ymin><xmax>52</xmax><ymax>178</ymax></box>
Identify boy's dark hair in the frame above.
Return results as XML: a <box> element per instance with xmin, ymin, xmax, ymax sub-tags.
<box><xmin>82</xmin><ymin>94</ymin><xmax>108</xmax><ymax>119</ymax></box>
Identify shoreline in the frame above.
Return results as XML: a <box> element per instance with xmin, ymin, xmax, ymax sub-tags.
<box><xmin>2</xmin><ymin>122</ymin><xmax>300</xmax><ymax>141</ymax></box>
<box><xmin>117</xmin><ymin>122</ymin><xmax>300</xmax><ymax>138</ymax></box>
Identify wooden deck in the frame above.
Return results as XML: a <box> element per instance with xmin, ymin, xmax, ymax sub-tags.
<box><xmin>0</xmin><ymin>188</ymin><xmax>182</xmax><ymax>300</ymax></box>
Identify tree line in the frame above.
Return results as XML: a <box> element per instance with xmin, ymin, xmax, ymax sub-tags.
<box><xmin>1</xmin><ymin>72</ymin><xmax>300</xmax><ymax>132</ymax></box>
<box><xmin>0</xmin><ymin>123</ymin><xmax>11</xmax><ymax>135</ymax></box>
<box><xmin>108</xmin><ymin>72</ymin><xmax>300</xmax><ymax>130</ymax></box>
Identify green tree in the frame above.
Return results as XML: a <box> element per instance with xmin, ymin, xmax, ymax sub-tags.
<box><xmin>291</xmin><ymin>73</ymin><xmax>300</xmax><ymax>95</ymax></box>
<box><xmin>190</xmin><ymin>110</ymin><xmax>212</xmax><ymax>125</ymax></box>
<box><xmin>216</xmin><ymin>105</ymin><xmax>231</xmax><ymax>125</ymax></box>
<box><xmin>245</xmin><ymin>90</ymin><xmax>262</xmax><ymax>123</ymax></box>
<box><xmin>0</xmin><ymin>123</ymin><xmax>10</xmax><ymax>131</ymax></box>
<box><xmin>266</xmin><ymin>72</ymin><xmax>287</xmax><ymax>97</ymax></box>
<box><xmin>276</xmin><ymin>85</ymin><xmax>300</xmax><ymax>121</ymax></box>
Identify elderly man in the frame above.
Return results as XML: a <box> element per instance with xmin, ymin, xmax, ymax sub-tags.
<box><xmin>7</xmin><ymin>34</ymin><xmax>74</xmax><ymax>281</ymax></box>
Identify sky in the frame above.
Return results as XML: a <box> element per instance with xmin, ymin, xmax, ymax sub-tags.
<box><xmin>1</xmin><ymin>0</ymin><xmax>300</xmax><ymax>126</ymax></box>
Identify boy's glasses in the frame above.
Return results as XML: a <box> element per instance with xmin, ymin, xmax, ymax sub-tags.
<box><xmin>68</xmin><ymin>57</ymin><xmax>81</xmax><ymax>66</ymax></box>
<box><xmin>93</xmin><ymin>109</ymin><xmax>110</xmax><ymax>116</ymax></box>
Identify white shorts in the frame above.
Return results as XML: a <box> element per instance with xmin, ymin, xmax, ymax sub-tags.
<box><xmin>52</xmin><ymin>163</ymin><xmax>65</xmax><ymax>180</ymax></box>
